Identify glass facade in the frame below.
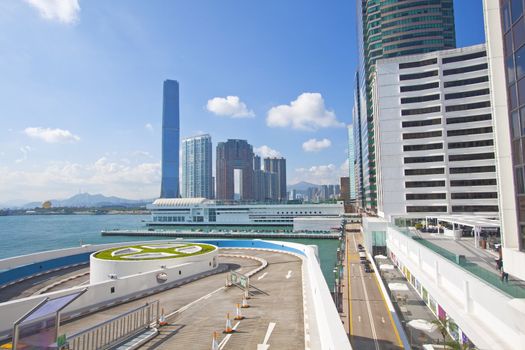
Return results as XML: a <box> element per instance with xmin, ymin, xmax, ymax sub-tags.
<box><xmin>160</xmin><ymin>80</ymin><xmax>180</xmax><ymax>198</ymax></box>
<box><xmin>181</xmin><ymin>134</ymin><xmax>213</xmax><ymax>199</ymax></box>
<box><xmin>501</xmin><ymin>0</ymin><xmax>525</xmax><ymax>250</ymax></box>
<box><xmin>354</xmin><ymin>0</ymin><xmax>456</xmax><ymax>212</ymax></box>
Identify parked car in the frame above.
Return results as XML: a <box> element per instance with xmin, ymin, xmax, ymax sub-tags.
<box><xmin>357</xmin><ymin>243</ymin><xmax>364</xmax><ymax>250</ymax></box>
<box><xmin>364</xmin><ymin>264</ymin><xmax>372</xmax><ymax>273</ymax></box>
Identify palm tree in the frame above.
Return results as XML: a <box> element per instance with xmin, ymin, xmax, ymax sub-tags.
<box><xmin>431</xmin><ymin>318</ymin><xmax>449</xmax><ymax>347</ymax></box>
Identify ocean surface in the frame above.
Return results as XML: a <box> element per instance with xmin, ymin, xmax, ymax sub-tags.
<box><xmin>0</xmin><ymin>215</ymin><xmax>339</xmax><ymax>287</ymax></box>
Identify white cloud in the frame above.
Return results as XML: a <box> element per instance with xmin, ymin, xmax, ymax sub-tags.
<box><xmin>24</xmin><ymin>0</ymin><xmax>80</xmax><ymax>24</ymax></box>
<box><xmin>206</xmin><ymin>96</ymin><xmax>255</xmax><ymax>118</ymax></box>
<box><xmin>15</xmin><ymin>146</ymin><xmax>31</xmax><ymax>163</ymax></box>
<box><xmin>145</xmin><ymin>123</ymin><xmax>154</xmax><ymax>132</ymax></box>
<box><xmin>254</xmin><ymin>145</ymin><xmax>282</xmax><ymax>158</ymax></box>
<box><xmin>292</xmin><ymin>161</ymin><xmax>347</xmax><ymax>185</ymax></box>
<box><xmin>0</xmin><ymin>156</ymin><xmax>161</xmax><ymax>201</ymax></box>
<box><xmin>266</xmin><ymin>93</ymin><xmax>344</xmax><ymax>131</ymax></box>
<box><xmin>302</xmin><ymin>138</ymin><xmax>331</xmax><ymax>152</ymax></box>
<box><xmin>24</xmin><ymin>127</ymin><xmax>80</xmax><ymax>143</ymax></box>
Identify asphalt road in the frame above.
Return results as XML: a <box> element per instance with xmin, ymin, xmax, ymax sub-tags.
<box><xmin>347</xmin><ymin>232</ymin><xmax>403</xmax><ymax>350</ymax></box>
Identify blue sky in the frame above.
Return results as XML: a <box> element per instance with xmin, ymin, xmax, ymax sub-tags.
<box><xmin>0</xmin><ymin>0</ymin><xmax>485</xmax><ymax>202</ymax></box>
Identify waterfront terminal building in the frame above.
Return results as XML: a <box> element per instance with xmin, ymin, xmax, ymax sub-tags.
<box><xmin>146</xmin><ymin>198</ymin><xmax>344</xmax><ymax>230</ymax></box>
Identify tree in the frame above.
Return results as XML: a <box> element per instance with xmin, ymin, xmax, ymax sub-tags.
<box><xmin>431</xmin><ymin>318</ymin><xmax>449</xmax><ymax>347</ymax></box>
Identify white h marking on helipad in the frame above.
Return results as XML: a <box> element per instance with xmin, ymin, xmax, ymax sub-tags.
<box><xmin>286</xmin><ymin>270</ymin><xmax>292</xmax><ymax>279</ymax></box>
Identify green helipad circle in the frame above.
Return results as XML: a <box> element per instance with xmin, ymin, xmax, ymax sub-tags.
<box><xmin>94</xmin><ymin>242</ymin><xmax>216</xmax><ymax>261</ymax></box>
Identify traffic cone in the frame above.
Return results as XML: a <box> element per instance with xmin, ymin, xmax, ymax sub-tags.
<box><xmin>241</xmin><ymin>295</ymin><xmax>249</xmax><ymax>308</ymax></box>
<box><xmin>223</xmin><ymin>313</ymin><xmax>234</xmax><ymax>334</ymax></box>
<box><xmin>234</xmin><ymin>303</ymin><xmax>244</xmax><ymax>320</ymax></box>
<box><xmin>211</xmin><ymin>331</ymin><xmax>219</xmax><ymax>350</ymax></box>
<box><xmin>159</xmin><ymin>308</ymin><xmax>168</xmax><ymax>326</ymax></box>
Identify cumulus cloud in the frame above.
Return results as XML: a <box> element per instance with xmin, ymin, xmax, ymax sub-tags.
<box><xmin>206</xmin><ymin>96</ymin><xmax>255</xmax><ymax>118</ymax></box>
<box><xmin>302</xmin><ymin>138</ymin><xmax>332</xmax><ymax>152</ymax></box>
<box><xmin>145</xmin><ymin>123</ymin><xmax>154</xmax><ymax>132</ymax></box>
<box><xmin>266</xmin><ymin>93</ymin><xmax>344</xmax><ymax>131</ymax></box>
<box><xmin>24</xmin><ymin>127</ymin><xmax>80</xmax><ymax>143</ymax></box>
<box><xmin>0</xmin><ymin>156</ymin><xmax>161</xmax><ymax>201</ymax></box>
<box><xmin>254</xmin><ymin>145</ymin><xmax>282</xmax><ymax>158</ymax></box>
<box><xmin>15</xmin><ymin>146</ymin><xmax>31</xmax><ymax>163</ymax></box>
<box><xmin>292</xmin><ymin>160</ymin><xmax>348</xmax><ymax>185</ymax></box>
<box><xmin>24</xmin><ymin>0</ymin><xmax>80</xmax><ymax>24</ymax></box>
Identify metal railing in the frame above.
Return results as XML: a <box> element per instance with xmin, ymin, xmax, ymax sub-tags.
<box><xmin>67</xmin><ymin>300</ymin><xmax>159</xmax><ymax>350</ymax></box>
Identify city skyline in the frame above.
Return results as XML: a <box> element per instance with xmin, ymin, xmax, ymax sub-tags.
<box><xmin>0</xmin><ymin>0</ymin><xmax>485</xmax><ymax>203</ymax></box>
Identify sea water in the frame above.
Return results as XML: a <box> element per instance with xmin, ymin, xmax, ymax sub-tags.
<box><xmin>0</xmin><ymin>215</ymin><xmax>339</xmax><ymax>287</ymax></box>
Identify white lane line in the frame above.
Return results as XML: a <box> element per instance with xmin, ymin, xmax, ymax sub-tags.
<box><xmin>353</xmin><ymin>234</ymin><xmax>380</xmax><ymax>350</ymax></box>
<box><xmin>166</xmin><ymin>286</ymin><xmax>224</xmax><ymax>318</ymax></box>
<box><xmin>258</xmin><ymin>272</ymin><xmax>268</xmax><ymax>280</ymax></box>
<box><xmin>358</xmin><ymin>315</ymin><xmax>361</xmax><ymax>322</ymax></box>
<box><xmin>286</xmin><ymin>270</ymin><xmax>292</xmax><ymax>279</ymax></box>
<box><xmin>218</xmin><ymin>321</ymin><xmax>240</xmax><ymax>350</ymax></box>
<box><xmin>382</xmin><ymin>317</ymin><xmax>386</xmax><ymax>324</ymax></box>
<box><xmin>262</xmin><ymin>322</ymin><xmax>276</xmax><ymax>345</ymax></box>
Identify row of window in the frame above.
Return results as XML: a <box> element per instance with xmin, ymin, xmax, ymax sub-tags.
<box><xmin>400</xmin><ymin>88</ymin><xmax>490</xmax><ymax>105</ymax></box>
<box><xmin>404</xmin><ymin>166</ymin><xmax>496</xmax><ymax>176</ymax></box>
<box><xmin>400</xmin><ymin>75</ymin><xmax>488</xmax><ymax>92</ymax></box>
<box><xmin>403</xmin><ymin>143</ymin><xmax>442</xmax><ymax>152</ymax></box>
<box><xmin>405</xmin><ymin>192</ymin><xmax>497</xmax><ymax>200</ymax></box>
<box><xmin>402</xmin><ymin>118</ymin><xmax>441</xmax><ymax>128</ymax></box>
<box><xmin>401</xmin><ymin>101</ymin><xmax>490</xmax><ymax>118</ymax></box>
<box><xmin>404</xmin><ymin>152</ymin><xmax>495</xmax><ymax>163</ymax></box>
<box><xmin>406</xmin><ymin>205</ymin><xmax>498</xmax><ymax>213</ymax></box>
<box><xmin>398</xmin><ymin>51</ymin><xmax>486</xmax><ymax>70</ymax></box>
<box><xmin>443</xmin><ymin>63</ymin><xmax>488</xmax><ymax>76</ymax></box>
<box><xmin>401</xmin><ymin>115</ymin><xmax>493</xmax><ymax>129</ymax></box>
<box><xmin>448</xmin><ymin>139</ymin><xmax>494</xmax><ymax>149</ymax></box>
<box><xmin>401</xmin><ymin>93</ymin><xmax>440</xmax><ymax>104</ymax></box>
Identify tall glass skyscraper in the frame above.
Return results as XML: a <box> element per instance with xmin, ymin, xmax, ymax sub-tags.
<box><xmin>181</xmin><ymin>134</ymin><xmax>213</xmax><ymax>198</ymax></box>
<box><xmin>354</xmin><ymin>0</ymin><xmax>456</xmax><ymax>212</ymax></box>
<box><xmin>160</xmin><ymin>79</ymin><xmax>180</xmax><ymax>198</ymax></box>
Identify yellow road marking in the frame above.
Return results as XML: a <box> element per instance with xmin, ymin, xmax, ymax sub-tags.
<box><xmin>372</xmin><ymin>269</ymin><xmax>404</xmax><ymax>348</ymax></box>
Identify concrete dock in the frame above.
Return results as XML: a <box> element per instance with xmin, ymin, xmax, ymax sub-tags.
<box><xmin>101</xmin><ymin>229</ymin><xmax>339</xmax><ymax>239</ymax></box>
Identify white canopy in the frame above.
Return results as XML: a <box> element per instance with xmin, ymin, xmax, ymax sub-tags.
<box><xmin>388</xmin><ymin>282</ymin><xmax>409</xmax><ymax>291</ymax></box>
<box><xmin>375</xmin><ymin>254</ymin><xmax>388</xmax><ymax>259</ymax></box>
<box><xmin>380</xmin><ymin>264</ymin><xmax>395</xmax><ymax>271</ymax></box>
<box><xmin>407</xmin><ymin>319</ymin><xmax>438</xmax><ymax>333</ymax></box>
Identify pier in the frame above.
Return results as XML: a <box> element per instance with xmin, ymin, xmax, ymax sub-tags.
<box><xmin>101</xmin><ymin>229</ymin><xmax>340</xmax><ymax>239</ymax></box>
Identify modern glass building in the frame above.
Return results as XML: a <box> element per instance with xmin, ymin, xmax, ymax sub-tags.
<box><xmin>347</xmin><ymin>124</ymin><xmax>356</xmax><ymax>202</ymax></box>
<box><xmin>354</xmin><ymin>0</ymin><xmax>456</xmax><ymax>213</ymax></box>
<box><xmin>263</xmin><ymin>157</ymin><xmax>287</xmax><ymax>202</ymax></box>
<box><xmin>160</xmin><ymin>79</ymin><xmax>180</xmax><ymax>198</ymax></box>
<box><xmin>181</xmin><ymin>134</ymin><xmax>213</xmax><ymax>199</ymax></box>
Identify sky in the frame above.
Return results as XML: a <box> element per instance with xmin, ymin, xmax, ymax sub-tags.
<box><xmin>0</xmin><ymin>0</ymin><xmax>486</xmax><ymax>203</ymax></box>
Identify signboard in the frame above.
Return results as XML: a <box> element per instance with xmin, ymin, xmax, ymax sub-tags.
<box><xmin>56</xmin><ymin>334</ymin><xmax>67</xmax><ymax>347</ymax></box>
<box><xmin>229</xmin><ymin>271</ymin><xmax>249</xmax><ymax>290</ymax></box>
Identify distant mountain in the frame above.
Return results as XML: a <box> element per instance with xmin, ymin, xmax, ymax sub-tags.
<box><xmin>18</xmin><ymin>193</ymin><xmax>153</xmax><ymax>209</ymax></box>
<box><xmin>287</xmin><ymin>181</ymin><xmax>321</xmax><ymax>191</ymax></box>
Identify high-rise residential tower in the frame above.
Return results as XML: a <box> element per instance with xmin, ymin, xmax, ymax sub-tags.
<box><xmin>181</xmin><ymin>134</ymin><xmax>213</xmax><ymax>199</ymax></box>
<box><xmin>216</xmin><ymin>139</ymin><xmax>255</xmax><ymax>201</ymax></box>
<box><xmin>483</xmin><ymin>0</ymin><xmax>525</xmax><ymax>281</ymax></box>
<box><xmin>160</xmin><ymin>79</ymin><xmax>180</xmax><ymax>198</ymax></box>
<box><xmin>354</xmin><ymin>0</ymin><xmax>456</xmax><ymax>213</ymax></box>
<box><xmin>263</xmin><ymin>157</ymin><xmax>287</xmax><ymax>202</ymax></box>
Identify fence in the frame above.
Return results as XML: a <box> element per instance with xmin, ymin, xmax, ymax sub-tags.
<box><xmin>67</xmin><ymin>300</ymin><xmax>159</xmax><ymax>350</ymax></box>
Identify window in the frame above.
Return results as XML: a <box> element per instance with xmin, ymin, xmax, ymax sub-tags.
<box><xmin>443</xmin><ymin>63</ymin><xmax>488</xmax><ymax>76</ymax></box>
<box><xmin>450</xmin><ymin>179</ymin><xmax>497</xmax><ymax>186</ymax></box>
<box><xmin>400</xmin><ymin>70</ymin><xmax>438</xmax><ymax>81</ymax></box>
<box><xmin>447</xmin><ymin>126</ymin><xmax>493</xmax><ymax>136</ymax></box>
<box><xmin>446</xmin><ymin>114</ymin><xmax>492</xmax><ymax>124</ymax></box>
<box><xmin>404</xmin><ymin>155</ymin><xmax>444</xmax><ymax>164</ymax></box>
<box><xmin>451</xmin><ymin>205</ymin><xmax>499</xmax><ymax>212</ymax></box>
<box><xmin>442</xmin><ymin>50</ymin><xmax>487</xmax><ymax>64</ymax></box>
<box><xmin>449</xmin><ymin>152</ymin><xmax>495</xmax><ymax>161</ymax></box>
<box><xmin>448</xmin><ymin>139</ymin><xmax>493</xmax><ymax>149</ymax></box>
<box><xmin>406</xmin><ymin>193</ymin><xmax>446</xmax><ymax>200</ymax></box>
<box><xmin>403</xmin><ymin>130</ymin><xmax>442</xmax><ymax>140</ymax></box>
<box><xmin>405</xmin><ymin>181</ymin><xmax>446</xmax><ymax>188</ymax></box>
<box><xmin>402</xmin><ymin>118</ymin><xmax>441</xmax><ymax>128</ymax></box>
<box><xmin>399</xmin><ymin>58</ymin><xmax>437</xmax><ymax>69</ymax></box>
<box><xmin>402</xmin><ymin>106</ymin><xmax>440</xmax><ymax>115</ymax></box>
<box><xmin>512</xmin><ymin>0</ymin><xmax>524</xmax><ymax>23</ymax></box>
<box><xmin>444</xmin><ymin>89</ymin><xmax>490</xmax><ymax>100</ymax></box>
<box><xmin>516</xmin><ymin>45</ymin><xmax>525</xmax><ymax>80</ymax></box>
<box><xmin>443</xmin><ymin>76</ymin><xmax>488</xmax><ymax>88</ymax></box>
<box><xmin>451</xmin><ymin>192</ymin><xmax>498</xmax><ymax>199</ymax></box>
<box><xmin>514</xmin><ymin>17</ymin><xmax>525</xmax><ymax>50</ymax></box>
<box><xmin>110</xmin><ymin>287</ymin><xmax>115</xmax><ymax>293</ymax></box>
<box><xmin>516</xmin><ymin>167</ymin><xmax>525</xmax><ymax>194</ymax></box>
<box><xmin>406</xmin><ymin>206</ymin><xmax>447</xmax><ymax>212</ymax></box>
<box><xmin>401</xmin><ymin>82</ymin><xmax>439</xmax><ymax>92</ymax></box>
<box><xmin>445</xmin><ymin>101</ymin><xmax>491</xmax><ymax>112</ymax></box>
<box><xmin>403</xmin><ymin>143</ymin><xmax>443</xmax><ymax>151</ymax></box>
<box><xmin>401</xmin><ymin>94</ymin><xmax>440</xmax><ymax>104</ymax></box>
<box><xmin>404</xmin><ymin>168</ymin><xmax>445</xmax><ymax>176</ymax></box>
<box><xmin>449</xmin><ymin>166</ymin><xmax>496</xmax><ymax>174</ymax></box>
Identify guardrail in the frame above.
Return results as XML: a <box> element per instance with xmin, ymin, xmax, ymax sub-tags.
<box><xmin>67</xmin><ymin>300</ymin><xmax>159</xmax><ymax>350</ymax></box>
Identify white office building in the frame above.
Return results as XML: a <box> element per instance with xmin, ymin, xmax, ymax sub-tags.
<box><xmin>373</xmin><ymin>44</ymin><xmax>499</xmax><ymax>220</ymax></box>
